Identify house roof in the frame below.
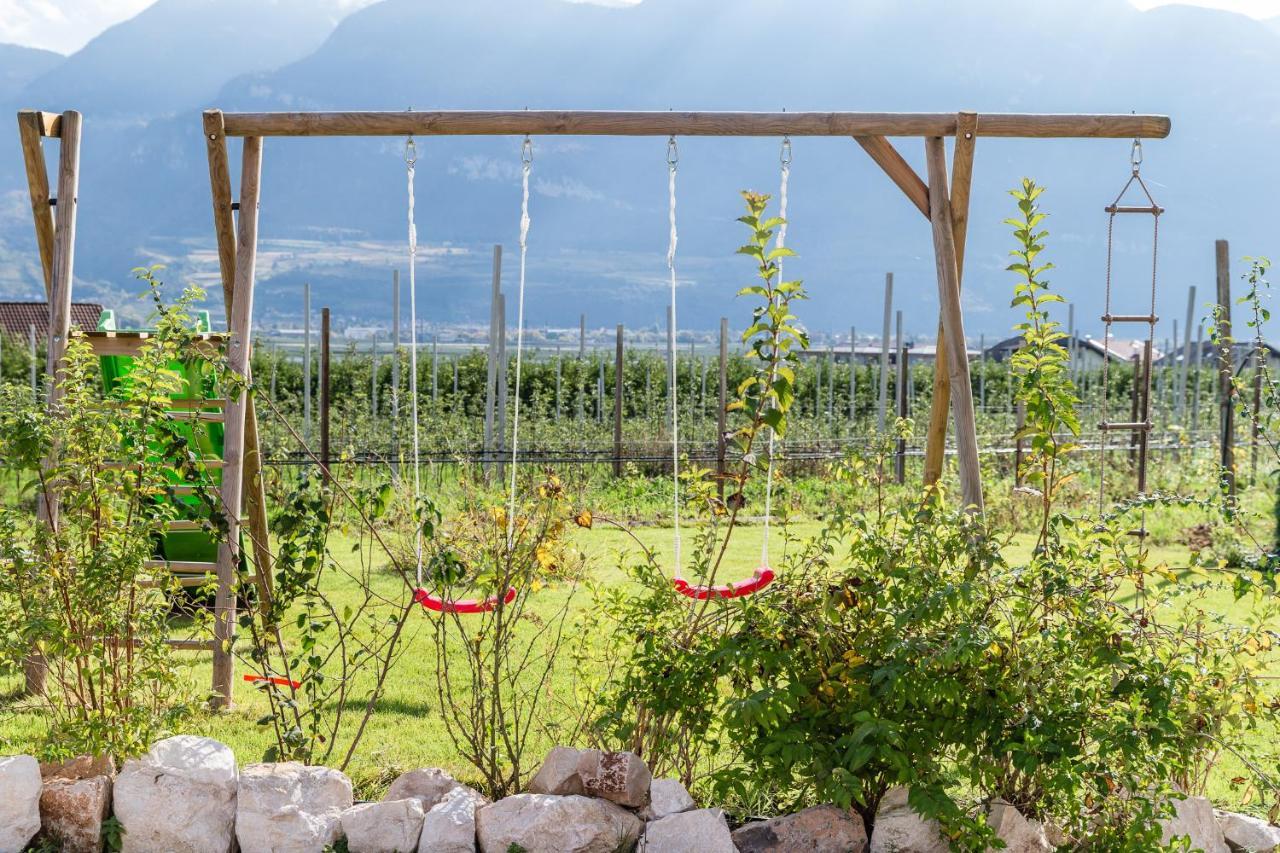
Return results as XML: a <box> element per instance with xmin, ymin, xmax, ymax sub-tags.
<box><xmin>0</xmin><ymin>302</ymin><xmax>104</xmax><ymax>341</ymax></box>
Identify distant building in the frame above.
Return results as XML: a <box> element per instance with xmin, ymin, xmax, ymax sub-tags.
<box><xmin>0</xmin><ymin>301</ymin><xmax>104</xmax><ymax>342</ymax></box>
<box><xmin>800</xmin><ymin>344</ymin><xmax>977</xmax><ymax>365</ymax></box>
<box><xmin>983</xmin><ymin>334</ymin><xmax>1161</xmax><ymax>367</ymax></box>
<box><xmin>1157</xmin><ymin>340</ymin><xmax>1280</xmax><ymax>373</ymax></box>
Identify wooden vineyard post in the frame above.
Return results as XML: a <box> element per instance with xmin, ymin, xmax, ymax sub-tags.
<box><xmin>212</xmin><ymin>133</ymin><xmax>263</xmax><ymax>709</ymax></box>
<box><xmin>1014</xmin><ymin>402</ymin><xmax>1026</xmax><ymax>486</ymax></box>
<box><xmin>877</xmin><ymin>274</ymin><xmax>893</xmax><ymax>432</ymax></box>
<box><xmin>1178</xmin><ymin>286</ymin><xmax>1195</xmax><ymax>425</ymax></box>
<box><xmin>303</xmin><ymin>282</ymin><xmax>312</xmax><ymax>441</ymax></box>
<box><xmin>391</xmin><ymin>270</ymin><xmax>400</xmax><ymax>474</ymax></box>
<box><xmin>614</xmin><ymin>324</ymin><xmax>624</xmax><ymax>478</ymax></box>
<box><xmin>896</xmin><ymin>336</ymin><xmax>909</xmax><ymax>484</ymax></box>
<box><xmin>483</xmin><ymin>246</ymin><xmax>501</xmax><ymax>480</ymax></box>
<box><xmin>717</xmin><ymin>317</ymin><xmax>728</xmax><ymax>500</ymax></box>
<box><xmin>1129</xmin><ymin>354</ymin><xmax>1142</xmax><ymax>463</ymax></box>
<box><xmin>1252</xmin><ymin>342</ymin><xmax>1263</xmax><ymax>483</ymax></box>
<box><xmin>848</xmin><ymin>326</ymin><xmax>857</xmax><ymax>421</ymax></box>
<box><xmin>579</xmin><ymin>313</ymin><xmax>586</xmax><ymax>358</ymax></box>
<box><xmin>924</xmin><ymin>136</ymin><xmax>983</xmax><ymax>512</ymax></box>
<box><xmin>320</xmin><ymin>307</ymin><xmax>331</xmax><ymax>469</ymax></box>
<box><xmin>1216</xmin><ymin>239</ymin><xmax>1235</xmax><ymax>497</ymax></box>
<box><xmin>922</xmin><ymin>111</ymin><xmax>976</xmax><ymax>488</ymax></box>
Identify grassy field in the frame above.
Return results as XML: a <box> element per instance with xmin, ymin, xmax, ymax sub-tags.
<box><xmin>2</xmin><ymin>504</ymin><xmax>1273</xmax><ymax>814</ymax></box>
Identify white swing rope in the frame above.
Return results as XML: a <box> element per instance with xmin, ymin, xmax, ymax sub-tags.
<box><xmin>405</xmin><ymin>137</ymin><xmax>424</xmax><ymax>587</ymax></box>
<box><xmin>667</xmin><ymin>136</ymin><xmax>683</xmax><ymax>579</ymax></box>
<box><xmin>506</xmin><ymin>137</ymin><xmax>533</xmax><ymax>548</ymax></box>
<box><xmin>760</xmin><ymin>137</ymin><xmax>790</xmax><ymax>568</ymax></box>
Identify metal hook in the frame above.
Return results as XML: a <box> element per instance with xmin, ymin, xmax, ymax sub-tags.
<box><xmin>404</xmin><ymin>136</ymin><xmax>417</xmax><ymax>167</ymax></box>
<box><xmin>521</xmin><ymin>135</ymin><xmax>533</xmax><ymax>166</ymax></box>
<box><xmin>667</xmin><ymin>135</ymin><xmax>679</xmax><ymax>167</ymax></box>
<box><xmin>1130</xmin><ymin>138</ymin><xmax>1143</xmax><ymax>174</ymax></box>
<box><xmin>780</xmin><ymin>136</ymin><xmax>792</xmax><ymax>167</ymax></box>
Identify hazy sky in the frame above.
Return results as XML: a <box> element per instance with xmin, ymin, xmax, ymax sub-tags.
<box><xmin>1</xmin><ymin>0</ymin><xmax>1277</xmax><ymax>54</ymax></box>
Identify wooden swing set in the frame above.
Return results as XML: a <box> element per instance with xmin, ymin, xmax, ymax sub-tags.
<box><xmin>17</xmin><ymin>106</ymin><xmax>1170</xmax><ymax>706</ymax></box>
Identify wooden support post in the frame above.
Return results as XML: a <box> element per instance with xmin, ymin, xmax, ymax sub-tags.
<box><xmin>483</xmin><ymin>248</ymin><xmax>501</xmax><ymax>479</ymax></box>
<box><xmin>614</xmin><ymin>324</ymin><xmax>624</xmax><ymax>477</ymax></box>
<box><xmin>922</xmin><ymin>111</ymin><xmax>976</xmax><ymax>487</ymax></box>
<box><xmin>370</xmin><ymin>333</ymin><xmax>379</xmax><ymax>420</ymax></box>
<box><xmin>391</xmin><ymin>270</ymin><xmax>401</xmax><ymax>473</ymax></box>
<box><xmin>579</xmin><ymin>313</ymin><xmax>586</xmax><ymax>359</ymax></box>
<box><xmin>16</xmin><ymin>111</ymin><xmax>57</xmax><ymax>297</ymax></box>
<box><xmin>497</xmin><ymin>294</ymin><xmax>508</xmax><ymax>477</ymax></box>
<box><xmin>896</xmin><ymin>325</ymin><xmax>909</xmax><ymax>484</ymax></box>
<box><xmin>717</xmin><ymin>317</ymin><xmax>728</xmax><ymax>499</ymax></box>
<box><xmin>925</xmin><ymin>136</ymin><xmax>983</xmax><ymax>512</ymax></box>
<box><xmin>431</xmin><ymin>333</ymin><xmax>438</xmax><ymax>405</ymax></box>
<box><xmin>212</xmin><ymin>134</ymin><xmax>262</xmax><ymax>709</ymax></box>
<box><xmin>1216</xmin><ymin>239</ymin><xmax>1235</xmax><ymax>497</ymax></box>
<box><xmin>28</xmin><ymin>325</ymin><xmax>36</xmax><ymax>400</ymax></box>
<box><xmin>1179</xmin><ymin>286</ymin><xmax>1195</xmax><ymax>425</ymax></box>
<box><xmin>1129</xmin><ymin>355</ymin><xmax>1142</xmax><ymax>463</ymax></box>
<box><xmin>849</xmin><ymin>325</ymin><xmax>857</xmax><ymax>421</ymax></box>
<box><xmin>555</xmin><ymin>350</ymin><xmax>562</xmax><ymax>421</ymax></box>
<box><xmin>1192</xmin><ymin>319</ymin><xmax>1204</xmax><ymax>436</ymax></box>
<box><xmin>320</xmin><ymin>306</ymin><xmax>331</xmax><ymax>468</ymax></box>
<box><xmin>1014</xmin><ymin>402</ymin><xmax>1026</xmax><ymax>486</ymax></box>
<box><xmin>877</xmin><ymin>274</ymin><xmax>893</xmax><ymax>432</ymax></box>
<box><xmin>303</xmin><ymin>283</ymin><xmax>312</xmax><ymax>441</ymax></box>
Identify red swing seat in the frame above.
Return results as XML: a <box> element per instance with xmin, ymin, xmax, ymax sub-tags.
<box><xmin>673</xmin><ymin>566</ymin><xmax>775</xmax><ymax>600</ymax></box>
<box><xmin>414</xmin><ymin>586</ymin><xmax>517</xmax><ymax>614</ymax></box>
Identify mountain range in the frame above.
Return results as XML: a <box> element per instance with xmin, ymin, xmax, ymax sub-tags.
<box><xmin>1</xmin><ymin>0</ymin><xmax>1279</xmax><ymax>343</ymax></box>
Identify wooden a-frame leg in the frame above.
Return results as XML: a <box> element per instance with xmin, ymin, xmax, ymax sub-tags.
<box><xmin>925</xmin><ymin>136</ymin><xmax>983</xmax><ymax>513</ymax></box>
<box><xmin>212</xmin><ymin>135</ymin><xmax>263</xmax><ymax>710</ymax></box>
<box><xmin>922</xmin><ymin>112</ymin><xmax>977</xmax><ymax>488</ymax></box>
<box><xmin>26</xmin><ymin>110</ymin><xmax>81</xmax><ymax>695</ymax></box>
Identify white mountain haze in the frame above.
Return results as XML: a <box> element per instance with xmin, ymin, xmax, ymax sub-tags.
<box><xmin>1</xmin><ymin>0</ymin><xmax>1278</xmax><ymax>340</ymax></box>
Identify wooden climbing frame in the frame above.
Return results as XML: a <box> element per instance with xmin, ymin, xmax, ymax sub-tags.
<box><xmin>17</xmin><ymin>109</ymin><xmax>274</xmax><ymax>708</ymax></box>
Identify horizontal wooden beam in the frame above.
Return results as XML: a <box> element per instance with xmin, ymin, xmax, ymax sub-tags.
<box><xmin>18</xmin><ymin>110</ymin><xmax>62</xmax><ymax>138</ymax></box>
<box><xmin>215</xmin><ymin>109</ymin><xmax>1171</xmax><ymax>139</ymax></box>
<box><xmin>854</xmin><ymin>136</ymin><xmax>930</xmax><ymax>218</ymax></box>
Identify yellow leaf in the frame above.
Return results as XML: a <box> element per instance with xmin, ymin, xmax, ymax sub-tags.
<box><xmin>574</xmin><ymin>510</ymin><xmax>593</xmax><ymax>529</ymax></box>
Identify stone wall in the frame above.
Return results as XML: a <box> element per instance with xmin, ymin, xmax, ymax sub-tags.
<box><xmin>2</xmin><ymin>738</ymin><xmax>1278</xmax><ymax>852</ymax></box>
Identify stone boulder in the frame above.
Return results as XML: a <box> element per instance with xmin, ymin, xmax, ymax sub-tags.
<box><xmin>1160</xmin><ymin>796</ymin><xmax>1229</xmax><ymax>853</ymax></box>
<box><xmin>1216</xmin><ymin>809</ymin><xmax>1280</xmax><ymax>852</ymax></box>
<box><xmin>419</xmin><ymin>786</ymin><xmax>487</xmax><ymax>853</ymax></box>
<box><xmin>986</xmin><ymin>800</ymin><xmax>1053</xmax><ymax>853</ymax></box>
<box><xmin>527</xmin><ymin>746</ymin><xmax>599</xmax><ymax>797</ymax></box>
<box><xmin>869</xmin><ymin>787</ymin><xmax>949</xmax><ymax>853</ymax></box>
<box><xmin>40</xmin><ymin>754</ymin><xmax>115</xmax><ymax>781</ymax></box>
<box><xmin>385</xmin><ymin>768</ymin><xmax>465</xmax><ymax>812</ymax></box>
<box><xmin>476</xmin><ymin>793</ymin><xmax>642</xmax><ymax>853</ymax></box>
<box><xmin>642</xmin><ymin>808</ymin><xmax>736</xmax><ymax>853</ymax></box>
<box><xmin>234</xmin><ymin>761</ymin><xmax>353</xmax><ymax>853</ymax></box>
<box><xmin>113</xmin><ymin>736</ymin><xmax>237</xmax><ymax>853</ymax></box>
<box><xmin>40</xmin><ymin>775</ymin><xmax>112</xmax><ymax>853</ymax></box>
<box><xmin>582</xmin><ymin>751</ymin><xmax>651</xmax><ymax>809</ymax></box>
<box><xmin>0</xmin><ymin>755</ymin><xmax>41</xmax><ymax>853</ymax></box>
<box><xmin>732</xmin><ymin>804</ymin><xmax>868</xmax><ymax>853</ymax></box>
<box><xmin>641</xmin><ymin>778</ymin><xmax>696</xmax><ymax>821</ymax></box>
<box><xmin>342</xmin><ymin>798</ymin><xmax>425</xmax><ymax>853</ymax></box>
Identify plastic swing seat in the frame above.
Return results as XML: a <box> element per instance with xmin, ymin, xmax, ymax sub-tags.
<box><xmin>673</xmin><ymin>566</ymin><xmax>775</xmax><ymax>600</ymax></box>
<box><xmin>243</xmin><ymin>674</ymin><xmax>301</xmax><ymax>689</ymax></box>
<box><xmin>413</xmin><ymin>586</ymin><xmax>518</xmax><ymax>614</ymax></box>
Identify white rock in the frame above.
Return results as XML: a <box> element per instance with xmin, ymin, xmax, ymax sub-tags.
<box><xmin>113</xmin><ymin>736</ymin><xmax>237</xmax><ymax>853</ymax></box>
<box><xmin>986</xmin><ymin>800</ymin><xmax>1052</xmax><ymax>853</ymax></box>
<box><xmin>234</xmin><ymin>761</ymin><xmax>353</xmax><ymax>853</ymax></box>
<box><xmin>645</xmin><ymin>778</ymin><xmax>695</xmax><ymax>820</ymax></box>
<box><xmin>642</xmin><ymin>808</ymin><xmax>736</xmax><ymax>853</ymax></box>
<box><xmin>0</xmin><ymin>755</ymin><xmax>41</xmax><ymax>853</ymax></box>
<box><xmin>527</xmin><ymin>746</ymin><xmax>599</xmax><ymax>797</ymax></box>
<box><xmin>476</xmin><ymin>793</ymin><xmax>642</xmax><ymax>853</ymax></box>
<box><xmin>870</xmin><ymin>787</ymin><xmax>949</xmax><ymax>853</ymax></box>
<box><xmin>343</xmin><ymin>798</ymin><xmax>425</xmax><ymax>853</ymax></box>
<box><xmin>582</xmin><ymin>750</ymin><xmax>651</xmax><ymax>808</ymax></box>
<box><xmin>1216</xmin><ymin>809</ymin><xmax>1280</xmax><ymax>852</ymax></box>
<box><xmin>386</xmin><ymin>768</ymin><xmax>464</xmax><ymax>812</ymax></box>
<box><xmin>419</xmin><ymin>786</ymin><xmax>487</xmax><ymax>853</ymax></box>
<box><xmin>1161</xmin><ymin>796</ymin><xmax>1229</xmax><ymax>853</ymax></box>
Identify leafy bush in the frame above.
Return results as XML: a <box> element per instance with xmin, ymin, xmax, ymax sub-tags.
<box><xmin>0</xmin><ymin>270</ymin><xmax>214</xmax><ymax>759</ymax></box>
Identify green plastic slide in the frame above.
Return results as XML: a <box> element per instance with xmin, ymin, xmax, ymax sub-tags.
<box><xmin>96</xmin><ymin>309</ymin><xmax>223</xmax><ymax>564</ymax></box>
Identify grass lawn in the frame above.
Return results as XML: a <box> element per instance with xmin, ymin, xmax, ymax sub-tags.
<box><xmin>1</xmin><ymin>514</ymin><xmax>1274</xmax><ymax>814</ymax></box>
